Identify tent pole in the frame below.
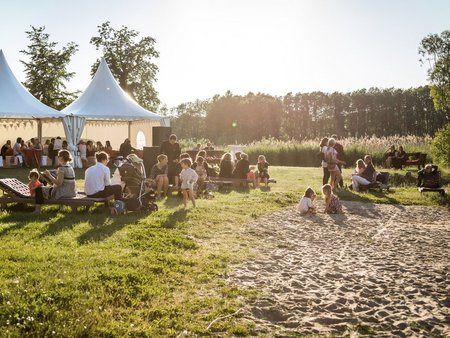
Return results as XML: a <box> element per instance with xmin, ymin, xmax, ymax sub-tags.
<box><xmin>128</xmin><ymin>121</ymin><xmax>131</xmax><ymax>141</ymax></box>
<box><xmin>37</xmin><ymin>119</ymin><xmax>42</xmax><ymax>143</ymax></box>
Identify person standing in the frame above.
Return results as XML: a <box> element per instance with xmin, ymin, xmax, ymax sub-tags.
<box><xmin>1</xmin><ymin>140</ymin><xmax>11</xmax><ymax>160</ymax></box>
<box><xmin>319</xmin><ymin>137</ymin><xmax>329</xmax><ymax>185</ymax></box>
<box><xmin>119</xmin><ymin>138</ymin><xmax>137</xmax><ymax>157</ymax></box>
<box><xmin>13</xmin><ymin>137</ymin><xmax>25</xmax><ymax>166</ymax></box>
<box><xmin>159</xmin><ymin>134</ymin><xmax>181</xmax><ymax>185</ymax></box>
<box><xmin>331</xmin><ymin>134</ymin><xmax>345</xmax><ymax>188</ymax></box>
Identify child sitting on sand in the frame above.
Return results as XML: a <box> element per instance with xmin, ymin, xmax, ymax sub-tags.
<box><xmin>297</xmin><ymin>187</ymin><xmax>317</xmax><ymax>215</ymax></box>
<box><xmin>322</xmin><ymin>184</ymin><xmax>343</xmax><ymax>214</ymax></box>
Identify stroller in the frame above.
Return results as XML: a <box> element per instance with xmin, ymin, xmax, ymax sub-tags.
<box><xmin>116</xmin><ymin>154</ymin><xmax>158</xmax><ymax>213</ymax></box>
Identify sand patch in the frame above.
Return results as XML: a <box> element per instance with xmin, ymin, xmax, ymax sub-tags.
<box><xmin>228</xmin><ymin>201</ymin><xmax>450</xmax><ymax>336</ymax></box>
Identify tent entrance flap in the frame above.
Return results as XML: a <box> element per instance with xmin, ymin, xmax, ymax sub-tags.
<box><xmin>63</xmin><ymin>115</ymin><xmax>86</xmax><ymax>168</ymax></box>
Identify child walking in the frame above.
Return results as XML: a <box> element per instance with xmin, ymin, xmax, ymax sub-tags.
<box><xmin>322</xmin><ymin>184</ymin><xmax>343</xmax><ymax>214</ymax></box>
<box><xmin>180</xmin><ymin>158</ymin><xmax>198</xmax><ymax>208</ymax></box>
<box><xmin>297</xmin><ymin>187</ymin><xmax>317</xmax><ymax>215</ymax></box>
<box><xmin>28</xmin><ymin>169</ymin><xmax>42</xmax><ymax>197</ymax></box>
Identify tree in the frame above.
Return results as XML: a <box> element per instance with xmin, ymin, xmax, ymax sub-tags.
<box><xmin>20</xmin><ymin>26</ymin><xmax>78</xmax><ymax>110</ymax></box>
<box><xmin>90</xmin><ymin>22</ymin><xmax>160</xmax><ymax>111</ymax></box>
<box><xmin>419</xmin><ymin>30</ymin><xmax>450</xmax><ymax>117</ymax></box>
<box><xmin>431</xmin><ymin>123</ymin><xmax>450</xmax><ymax>166</ymax></box>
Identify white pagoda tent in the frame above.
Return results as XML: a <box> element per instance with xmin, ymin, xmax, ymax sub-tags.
<box><xmin>62</xmin><ymin>57</ymin><xmax>165</xmax><ymax>157</ymax></box>
<box><xmin>0</xmin><ymin>49</ymin><xmax>66</xmax><ymax>147</ymax></box>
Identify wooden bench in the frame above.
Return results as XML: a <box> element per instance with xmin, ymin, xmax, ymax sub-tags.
<box><xmin>404</xmin><ymin>153</ymin><xmax>427</xmax><ymax>170</ymax></box>
<box><xmin>0</xmin><ymin>178</ymin><xmax>113</xmax><ymax>212</ymax></box>
<box><xmin>186</xmin><ymin>150</ymin><xmax>225</xmax><ymax>164</ymax></box>
<box><xmin>208</xmin><ymin>177</ymin><xmax>277</xmax><ymax>188</ymax></box>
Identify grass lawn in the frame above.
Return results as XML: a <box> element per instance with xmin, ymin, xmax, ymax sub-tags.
<box><xmin>0</xmin><ymin>166</ymin><xmax>448</xmax><ymax>336</ymax></box>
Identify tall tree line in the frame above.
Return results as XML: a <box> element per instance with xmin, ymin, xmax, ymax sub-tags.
<box><xmin>170</xmin><ymin>86</ymin><xmax>444</xmax><ymax>143</ymax></box>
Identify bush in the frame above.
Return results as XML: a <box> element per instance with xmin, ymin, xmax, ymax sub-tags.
<box><xmin>243</xmin><ymin>136</ymin><xmax>431</xmax><ymax>167</ymax></box>
<box><xmin>431</xmin><ymin>123</ymin><xmax>450</xmax><ymax>167</ymax></box>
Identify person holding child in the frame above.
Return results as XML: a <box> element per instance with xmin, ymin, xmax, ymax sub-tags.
<box><xmin>297</xmin><ymin>187</ymin><xmax>317</xmax><ymax>215</ymax></box>
<box><xmin>322</xmin><ymin>184</ymin><xmax>343</xmax><ymax>214</ymax></box>
<box><xmin>256</xmin><ymin>155</ymin><xmax>270</xmax><ymax>187</ymax></box>
<box><xmin>325</xmin><ymin>138</ymin><xmax>344</xmax><ymax>191</ymax></box>
<box><xmin>150</xmin><ymin>154</ymin><xmax>169</xmax><ymax>198</ymax></box>
<box><xmin>179</xmin><ymin>158</ymin><xmax>198</xmax><ymax>208</ymax></box>
<box><xmin>319</xmin><ymin>137</ymin><xmax>329</xmax><ymax>185</ymax></box>
<box><xmin>33</xmin><ymin>150</ymin><xmax>77</xmax><ymax>213</ymax></box>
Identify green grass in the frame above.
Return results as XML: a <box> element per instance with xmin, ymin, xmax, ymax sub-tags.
<box><xmin>0</xmin><ymin>166</ymin><xmax>448</xmax><ymax>336</ymax></box>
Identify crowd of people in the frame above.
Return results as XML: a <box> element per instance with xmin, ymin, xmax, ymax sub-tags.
<box><xmin>152</xmin><ymin>134</ymin><xmax>271</xmax><ymax>207</ymax></box>
<box><xmin>2</xmin><ymin>132</ymin><xmax>441</xmax><ymax>214</ymax></box>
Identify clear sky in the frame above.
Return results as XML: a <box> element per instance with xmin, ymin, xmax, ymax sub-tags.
<box><xmin>0</xmin><ymin>0</ymin><xmax>449</xmax><ymax>108</ymax></box>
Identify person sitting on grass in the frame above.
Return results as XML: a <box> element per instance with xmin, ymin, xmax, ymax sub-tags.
<box><xmin>351</xmin><ymin>159</ymin><xmax>371</xmax><ymax>192</ymax></box>
<box><xmin>28</xmin><ymin>169</ymin><xmax>42</xmax><ymax>197</ymax></box>
<box><xmin>297</xmin><ymin>187</ymin><xmax>317</xmax><ymax>215</ymax></box>
<box><xmin>256</xmin><ymin>155</ymin><xmax>270</xmax><ymax>187</ymax></box>
<box><xmin>322</xmin><ymin>184</ymin><xmax>343</xmax><ymax>214</ymax></box>
<box><xmin>84</xmin><ymin>151</ymin><xmax>123</xmax><ymax>202</ymax></box>
<box><xmin>34</xmin><ymin>150</ymin><xmax>77</xmax><ymax>213</ymax></box>
<box><xmin>179</xmin><ymin>158</ymin><xmax>198</xmax><ymax>208</ymax></box>
<box><xmin>149</xmin><ymin>154</ymin><xmax>169</xmax><ymax>198</ymax></box>
<box><xmin>219</xmin><ymin>153</ymin><xmax>234</xmax><ymax>178</ymax></box>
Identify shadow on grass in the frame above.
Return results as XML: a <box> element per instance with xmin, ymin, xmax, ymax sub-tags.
<box><xmin>163</xmin><ymin>196</ymin><xmax>184</xmax><ymax>208</ymax></box>
<box><xmin>338</xmin><ymin>188</ymin><xmax>402</xmax><ymax>205</ymax></box>
<box><xmin>160</xmin><ymin>208</ymin><xmax>188</xmax><ymax>228</ymax></box>
<box><xmin>0</xmin><ymin>204</ymin><xmax>150</xmax><ymax>244</ymax></box>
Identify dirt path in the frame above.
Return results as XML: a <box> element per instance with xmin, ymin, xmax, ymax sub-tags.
<box><xmin>228</xmin><ymin>201</ymin><xmax>450</xmax><ymax>337</ymax></box>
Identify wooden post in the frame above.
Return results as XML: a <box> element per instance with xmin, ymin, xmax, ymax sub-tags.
<box><xmin>37</xmin><ymin>119</ymin><xmax>42</xmax><ymax>143</ymax></box>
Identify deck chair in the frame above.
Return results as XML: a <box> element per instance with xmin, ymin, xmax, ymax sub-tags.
<box><xmin>418</xmin><ymin>169</ymin><xmax>446</xmax><ymax>196</ymax></box>
<box><xmin>0</xmin><ymin>178</ymin><xmax>113</xmax><ymax>211</ymax></box>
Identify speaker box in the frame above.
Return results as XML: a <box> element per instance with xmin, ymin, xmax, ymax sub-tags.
<box><xmin>143</xmin><ymin>146</ymin><xmax>160</xmax><ymax>177</ymax></box>
<box><xmin>152</xmin><ymin>126</ymin><xmax>172</xmax><ymax>147</ymax></box>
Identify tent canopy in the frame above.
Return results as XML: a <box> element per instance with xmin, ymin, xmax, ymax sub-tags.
<box><xmin>62</xmin><ymin>57</ymin><xmax>162</xmax><ymax>121</ymax></box>
<box><xmin>0</xmin><ymin>49</ymin><xmax>65</xmax><ymax>120</ymax></box>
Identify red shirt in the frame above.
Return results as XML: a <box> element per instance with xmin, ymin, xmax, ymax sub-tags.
<box><xmin>28</xmin><ymin>180</ymin><xmax>42</xmax><ymax>197</ymax></box>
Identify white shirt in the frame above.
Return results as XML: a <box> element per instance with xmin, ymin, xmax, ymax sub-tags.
<box><xmin>180</xmin><ymin>167</ymin><xmax>198</xmax><ymax>189</ymax></box>
<box><xmin>84</xmin><ymin>162</ymin><xmax>111</xmax><ymax>195</ymax></box>
<box><xmin>321</xmin><ymin>146</ymin><xmax>328</xmax><ymax>168</ymax></box>
<box><xmin>297</xmin><ymin>196</ymin><xmax>313</xmax><ymax>214</ymax></box>
<box><xmin>13</xmin><ymin>143</ymin><xmax>22</xmax><ymax>155</ymax></box>
<box><xmin>54</xmin><ymin>139</ymin><xmax>63</xmax><ymax>150</ymax></box>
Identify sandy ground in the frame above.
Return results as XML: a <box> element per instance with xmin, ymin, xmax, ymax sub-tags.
<box><xmin>228</xmin><ymin>201</ymin><xmax>450</xmax><ymax>337</ymax></box>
